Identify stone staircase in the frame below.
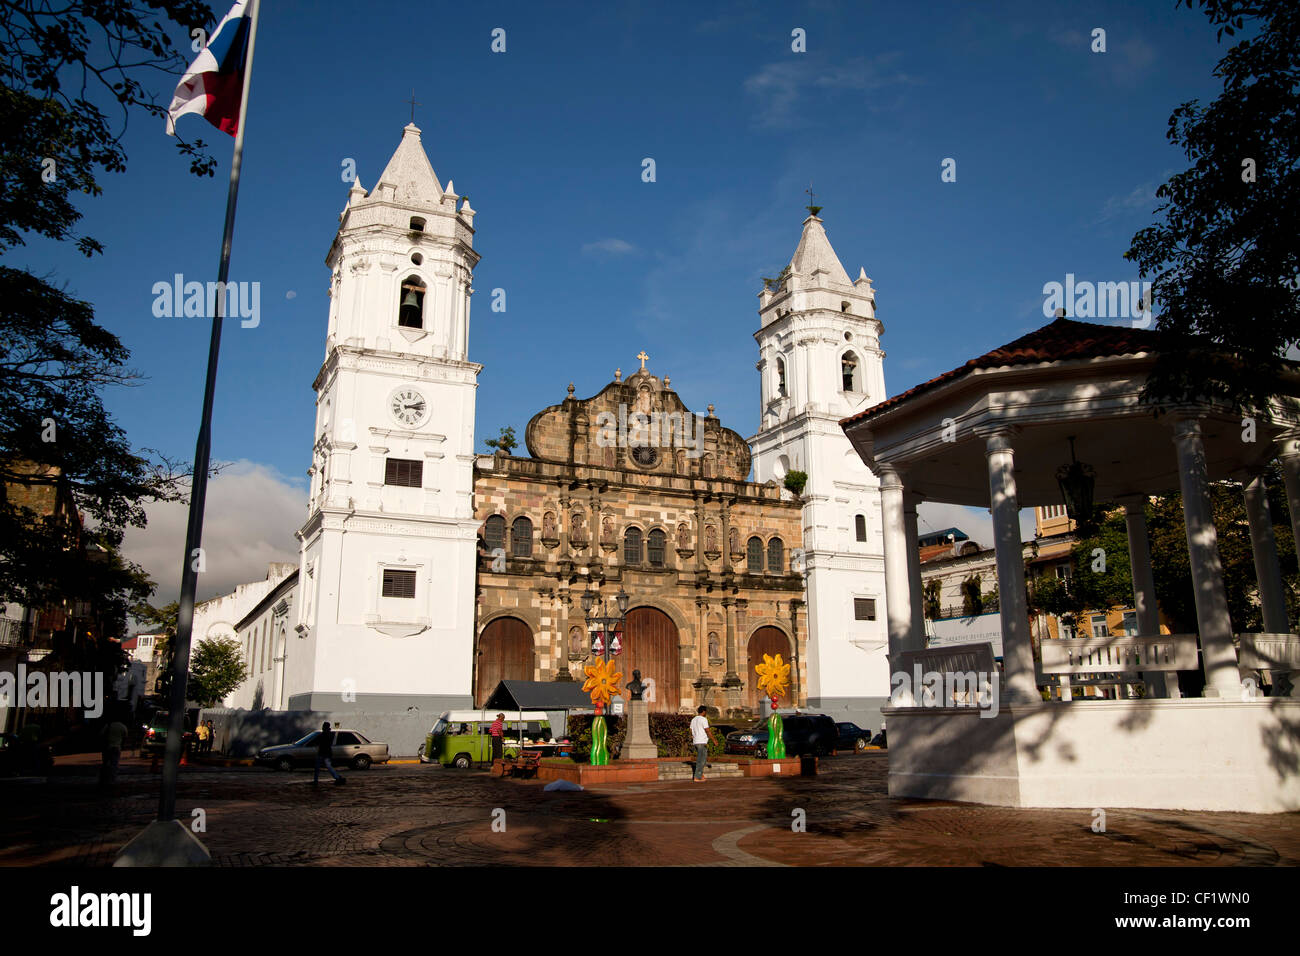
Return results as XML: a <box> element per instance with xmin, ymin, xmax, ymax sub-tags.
<box><xmin>657</xmin><ymin>760</ymin><xmax>744</xmax><ymax>781</ymax></box>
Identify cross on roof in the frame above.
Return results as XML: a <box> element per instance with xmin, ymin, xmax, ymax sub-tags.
<box><xmin>405</xmin><ymin>89</ymin><xmax>420</xmax><ymax>124</ymax></box>
<box><xmin>637</xmin><ymin>350</ymin><xmax>649</xmax><ymax>371</ymax></box>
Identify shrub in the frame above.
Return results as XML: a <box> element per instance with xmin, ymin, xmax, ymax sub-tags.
<box><xmin>783</xmin><ymin>470</ymin><xmax>808</xmax><ymax>495</ymax></box>
<box><xmin>566</xmin><ymin>713</ymin><xmax>724</xmax><ymax>758</ymax></box>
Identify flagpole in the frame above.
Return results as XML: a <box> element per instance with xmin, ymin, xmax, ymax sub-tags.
<box><xmin>157</xmin><ymin>0</ymin><xmax>262</xmax><ymax>825</ymax></box>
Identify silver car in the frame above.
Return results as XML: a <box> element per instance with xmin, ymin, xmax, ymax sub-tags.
<box><xmin>256</xmin><ymin>729</ymin><xmax>390</xmax><ymax>770</ymax></box>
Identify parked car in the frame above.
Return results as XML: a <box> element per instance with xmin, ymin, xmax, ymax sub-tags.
<box><xmin>835</xmin><ymin>722</ymin><xmax>874</xmax><ymax>753</ymax></box>
<box><xmin>0</xmin><ymin>732</ymin><xmax>54</xmax><ymax>776</ymax></box>
<box><xmin>419</xmin><ymin>710</ymin><xmax>555</xmax><ymax>768</ymax></box>
<box><xmin>256</xmin><ymin>729</ymin><xmax>390</xmax><ymax>770</ymax></box>
<box><xmin>140</xmin><ymin>711</ymin><xmax>194</xmax><ymax>756</ymax></box>
<box><xmin>724</xmin><ymin>713</ymin><xmax>839</xmax><ymax>757</ymax></box>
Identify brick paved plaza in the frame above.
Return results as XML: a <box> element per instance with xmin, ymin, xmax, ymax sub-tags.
<box><xmin>2</xmin><ymin>752</ymin><xmax>1297</xmax><ymax>867</ymax></box>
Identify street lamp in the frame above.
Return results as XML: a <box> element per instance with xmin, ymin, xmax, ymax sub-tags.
<box><xmin>582</xmin><ymin>589</ymin><xmax>629</xmax><ymax>670</ymax></box>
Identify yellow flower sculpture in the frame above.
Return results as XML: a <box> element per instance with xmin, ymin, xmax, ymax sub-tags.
<box><xmin>755</xmin><ymin>652</ymin><xmax>790</xmax><ymax>702</ymax></box>
<box><xmin>582</xmin><ymin>657</ymin><xmax>624</xmax><ymax>706</ymax></box>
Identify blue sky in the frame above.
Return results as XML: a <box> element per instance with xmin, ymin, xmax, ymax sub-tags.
<box><xmin>12</xmin><ymin>0</ymin><xmax>1234</xmax><ymax>600</ymax></box>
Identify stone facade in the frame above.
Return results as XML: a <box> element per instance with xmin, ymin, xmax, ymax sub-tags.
<box><xmin>473</xmin><ymin>365</ymin><xmax>806</xmax><ymax>716</ymax></box>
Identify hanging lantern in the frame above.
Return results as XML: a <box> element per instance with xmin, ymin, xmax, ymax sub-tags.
<box><xmin>1055</xmin><ymin>436</ymin><xmax>1096</xmax><ymax>522</ymax></box>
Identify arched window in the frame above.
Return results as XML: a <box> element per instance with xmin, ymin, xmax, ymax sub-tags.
<box><xmin>511</xmin><ymin>516</ymin><xmax>533</xmax><ymax>557</ymax></box>
<box><xmin>776</xmin><ymin>357</ymin><xmax>787</xmax><ymax>397</ymax></box>
<box><xmin>624</xmin><ymin>527</ymin><xmax>643</xmax><ymax>565</ymax></box>
<box><xmin>841</xmin><ymin>352</ymin><xmax>858</xmax><ymax>392</ymax></box>
<box><xmin>767</xmin><ymin>537</ymin><xmax>784</xmax><ymax>573</ymax></box>
<box><xmin>647</xmin><ymin>528</ymin><xmax>667</xmax><ymax>567</ymax></box>
<box><xmin>398</xmin><ymin>275</ymin><xmax>425</xmax><ymax>328</ymax></box>
<box><xmin>484</xmin><ymin>515</ymin><xmax>505</xmax><ymax>553</ymax></box>
<box><xmin>747</xmin><ymin>536</ymin><xmax>764</xmax><ymax>573</ymax></box>
<box><xmin>855</xmin><ymin>514</ymin><xmax>867</xmax><ymax>542</ymax></box>
<box><xmin>409</xmin><ymin>216</ymin><xmax>426</xmax><ymax>232</ymax></box>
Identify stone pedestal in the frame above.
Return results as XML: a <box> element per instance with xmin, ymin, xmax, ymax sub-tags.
<box><xmin>621</xmin><ymin>699</ymin><xmax>657</xmax><ymax>759</ymax></box>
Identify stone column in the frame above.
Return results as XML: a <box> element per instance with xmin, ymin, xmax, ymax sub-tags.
<box><xmin>555</xmin><ymin>592</ymin><xmax>573</xmax><ymax>681</ymax></box>
<box><xmin>1121</xmin><ymin>498</ymin><xmax>1173</xmax><ymax>698</ymax></box>
<box><xmin>878</xmin><ymin>466</ymin><xmax>914</xmax><ymax>668</ymax></box>
<box><xmin>878</xmin><ymin>468</ymin><xmax>909</xmax><ymax>671</ymax></box>
<box><xmin>1172</xmin><ymin>416</ymin><xmax>1241</xmax><ymax>697</ymax></box>
<box><xmin>720</xmin><ymin>497</ymin><xmax>733</xmax><ymax>573</ymax></box>
<box><xmin>722</xmin><ymin>597</ymin><xmax>740</xmax><ymax>685</ymax></box>
<box><xmin>980</xmin><ymin>427</ymin><xmax>1039</xmax><ymax>705</ymax></box>
<box><xmin>1244</xmin><ymin>471</ymin><xmax>1290</xmax><ymax>634</ymax></box>
<box><xmin>789</xmin><ymin>598</ymin><xmax>804</xmax><ymax>706</ymax></box>
<box><xmin>903</xmin><ymin>491</ymin><xmax>926</xmax><ymax>643</ymax></box>
<box><xmin>1276</xmin><ymin>435</ymin><xmax>1300</xmax><ymax>559</ymax></box>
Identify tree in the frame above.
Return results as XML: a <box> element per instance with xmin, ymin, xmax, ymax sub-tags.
<box><xmin>1</xmin><ymin>1</ymin><xmax>219</xmax><ymax>613</ymax></box>
<box><xmin>187</xmin><ymin>637</ymin><xmax>245</xmax><ymax>707</ymax></box>
<box><xmin>485</xmin><ymin>425</ymin><xmax>518</xmax><ymax>455</ymax></box>
<box><xmin>1125</xmin><ymin>0</ymin><xmax>1300</xmax><ymax>412</ymax></box>
<box><xmin>923</xmin><ymin>578</ymin><xmax>942</xmax><ymax>619</ymax></box>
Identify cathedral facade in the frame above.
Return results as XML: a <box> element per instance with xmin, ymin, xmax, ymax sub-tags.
<box><xmin>473</xmin><ymin>363</ymin><xmax>806</xmax><ymax>716</ymax></box>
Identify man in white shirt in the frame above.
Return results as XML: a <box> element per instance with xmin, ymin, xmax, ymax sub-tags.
<box><xmin>689</xmin><ymin>706</ymin><xmax>712</xmax><ymax>782</ymax></box>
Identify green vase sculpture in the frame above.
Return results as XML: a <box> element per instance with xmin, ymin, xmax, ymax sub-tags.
<box><xmin>767</xmin><ymin>711</ymin><xmax>785</xmax><ymax>759</ymax></box>
<box><xmin>590</xmin><ymin>715</ymin><xmax>609</xmax><ymax>766</ymax></box>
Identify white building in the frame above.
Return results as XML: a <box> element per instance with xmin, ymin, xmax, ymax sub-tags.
<box><xmin>748</xmin><ymin>210</ymin><xmax>892</xmax><ymax>729</ymax></box>
<box><xmin>289</xmin><ymin>122</ymin><xmax>481</xmax><ymax>715</ymax></box>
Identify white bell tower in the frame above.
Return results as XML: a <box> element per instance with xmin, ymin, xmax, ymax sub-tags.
<box><xmin>749</xmin><ymin>209</ymin><xmax>892</xmax><ymax>731</ymax></box>
<box><xmin>292</xmin><ymin>124</ymin><xmax>481</xmax><ymax>714</ymax></box>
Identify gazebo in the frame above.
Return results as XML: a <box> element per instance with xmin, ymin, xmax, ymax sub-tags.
<box><xmin>841</xmin><ymin>318</ymin><xmax>1300</xmax><ymax>813</ymax></box>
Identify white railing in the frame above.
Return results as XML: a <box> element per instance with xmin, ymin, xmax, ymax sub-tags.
<box><xmin>1038</xmin><ymin>634</ymin><xmax>1199</xmax><ymax>702</ymax></box>
<box><xmin>893</xmin><ymin>643</ymin><xmax>998</xmax><ymax>707</ymax></box>
<box><xmin>1236</xmin><ymin>633</ymin><xmax>1300</xmax><ymax>697</ymax></box>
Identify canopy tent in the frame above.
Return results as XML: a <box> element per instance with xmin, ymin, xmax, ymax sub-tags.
<box><xmin>483</xmin><ymin>681</ymin><xmax>594</xmax><ymax>739</ymax></box>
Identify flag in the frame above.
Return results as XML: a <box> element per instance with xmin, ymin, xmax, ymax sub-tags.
<box><xmin>165</xmin><ymin>1</ymin><xmax>253</xmax><ymax>137</ymax></box>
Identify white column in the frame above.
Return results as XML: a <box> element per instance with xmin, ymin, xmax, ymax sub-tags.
<box><xmin>1172</xmin><ymin>416</ymin><xmax>1241</xmax><ymax>697</ymax></box>
<box><xmin>903</xmin><ymin>492</ymin><xmax>926</xmax><ymax>642</ymax></box>
<box><xmin>879</xmin><ymin>466</ymin><xmax>914</xmax><ymax>667</ymax></box>
<box><xmin>1122</xmin><ymin>498</ymin><xmax>1174</xmax><ymax>698</ymax></box>
<box><xmin>1276</xmin><ymin>436</ymin><xmax>1300</xmax><ymax>561</ymax></box>
<box><xmin>980</xmin><ymin>427</ymin><xmax>1039</xmax><ymax>705</ymax></box>
<box><xmin>1243</xmin><ymin>471</ymin><xmax>1289</xmax><ymax>633</ymax></box>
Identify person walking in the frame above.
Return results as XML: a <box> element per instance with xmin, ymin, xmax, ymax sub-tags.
<box><xmin>690</xmin><ymin>706</ymin><xmax>711</xmax><ymax>782</ymax></box>
<box><xmin>195</xmin><ymin>720</ymin><xmax>210</xmax><ymax>756</ymax></box>
<box><xmin>489</xmin><ymin>713</ymin><xmax>505</xmax><ymax>763</ymax></box>
<box><xmin>99</xmin><ymin>712</ymin><xmax>129</xmax><ymax>787</ymax></box>
<box><xmin>313</xmin><ymin>721</ymin><xmax>345</xmax><ymax>785</ymax></box>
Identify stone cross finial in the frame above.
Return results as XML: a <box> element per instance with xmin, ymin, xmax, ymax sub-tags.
<box><xmin>637</xmin><ymin>350</ymin><xmax>649</xmax><ymax>371</ymax></box>
<box><xmin>567</xmin><ymin>382</ymin><xmax>575</xmax><ymax>398</ymax></box>
<box><xmin>405</xmin><ymin>89</ymin><xmax>420</xmax><ymax>124</ymax></box>
<box><xmin>614</xmin><ymin>368</ymin><xmax>622</xmax><ymax>382</ymax></box>
<box><xmin>707</xmin><ymin>404</ymin><xmax>715</xmax><ymax>416</ymax></box>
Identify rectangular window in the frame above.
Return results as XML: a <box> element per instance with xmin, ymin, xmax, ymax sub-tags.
<box><xmin>384</xmin><ymin>458</ymin><xmax>423</xmax><ymax>488</ymax></box>
<box><xmin>1058</xmin><ymin>619</ymin><xmax>1076</xmax><ymax>640</ymax></box>
<box><xmin>1090</xmin><ymin>614</ymin><xmax>1109</xmax><ymax>638</ymax></box>
<box><xmin>1122</xmin><ymin>611</ymin><xmax>1139</xmax><ymax>637</ymax></box>
<box><xmin>382</xmin><ymin>568</ymin><xmax>417</xmax><ymax>599</ymax></box>
<box><xmin>853</xmin><ymin>598</ymin><xmax>876</xmax><ymax>621</ymax></box>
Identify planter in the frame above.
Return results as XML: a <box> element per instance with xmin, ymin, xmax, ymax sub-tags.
<box><xmin>714</xmin><ymin>756</ymin><xmax>806</xmax><ymax>777</ymax></box>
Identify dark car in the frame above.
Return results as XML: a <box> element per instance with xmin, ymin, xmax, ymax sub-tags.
<box><xmin>724</xmin><ymin>713</ymin><xmax>839</xmax><ymax>757</ymax></box>
<box><xmin>255</xmin><ymin>729</ymin><xmax>390</xmax><ymax>771</ymax></box>
<box><xmin>0</xmin><ymin>732</ymin><xmax>54</xmax><ymax>776</ymax></box>
<box><xmin>835</xmin><ymin>722</ymin><xmax>874</xmax><ymax>753</ymax></box>
<box><xmin>140</xmin><ymin>711</ymin><xmax>195</xmax><ymax>756</ymax></box>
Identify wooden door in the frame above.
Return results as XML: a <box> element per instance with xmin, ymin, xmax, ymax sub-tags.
<box><xmin>621</xmin><ymin>606</ymin><xmax>680</xmax><ymax>713</ymax></box>
<box><xmin>477</xmin><ymin>617</ymin><xmax>534</xmax><ymax>704</ymax></box>
<box><xmin>747</xmin><ymin>626</ymin><xmax>791</xmax><ymax>710</ymax></box>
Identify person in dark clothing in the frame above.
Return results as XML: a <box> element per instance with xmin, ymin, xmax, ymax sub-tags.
<box><xmin>313</xmin><ymin>721</ymin><xmax>345</xmax><ymax>785</ymax></box>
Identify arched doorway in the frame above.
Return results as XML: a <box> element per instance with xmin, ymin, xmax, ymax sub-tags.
<box><xmin>621</xmin><ymin>606</ymin><xmax>680</xmax><ymax>713</ymax></box>
<box><xmin>747</xmin><ymin>626</ymin><xmax>791</xmax><ymax>711</ymax></box>
<box><xmin>477</xmin><ymin>617</ymin><xmax>534</xmax><ymax>704</ymax></box>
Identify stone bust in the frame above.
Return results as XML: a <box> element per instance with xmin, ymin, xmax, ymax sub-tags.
<box><xmin>626</xmin><ymin>669</ymin><xmax>646</xmax><ymax>701</ymax></box>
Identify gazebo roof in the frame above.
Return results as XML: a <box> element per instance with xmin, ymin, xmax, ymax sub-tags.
<box><xmin>843</xmin><ymin>318</ymin><xmax>1163</xmax><ymax>427</ymax></box>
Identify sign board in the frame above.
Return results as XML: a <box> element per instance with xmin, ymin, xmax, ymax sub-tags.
<box><xmin>926</xmin><ymin>613</ymin><xmax>1004</xmax><ymax>658</ymax></box>
<box><xmin>610</xmin><ymin>699</ymin><xmax>625</xmax><ymax>715</ymax></box>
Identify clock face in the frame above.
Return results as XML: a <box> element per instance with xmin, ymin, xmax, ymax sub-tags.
<box><xmin>389</xmin><ymin>387</ymin><xmax>428</xmax><ymax>427</ymax></box>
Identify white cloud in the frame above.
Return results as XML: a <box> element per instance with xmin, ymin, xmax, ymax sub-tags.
<box><xmin>122</xmin><ymin>460</ymin><xmax>305</xmax><ymax>606</ymax></box>
<box><xmin>580</xmin><ymin>237</ymin><xmax>637</xmax><ymax>257</ymax></box>
<box><xmin>1092</xmin><ymin>182</ymin><xmax>1159</xmax><ymax>226</ymax></box>
<box><xmin>743</xmin><ymin>54</ymin><xmax>917</xmax><ymax>129</ymax></box>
